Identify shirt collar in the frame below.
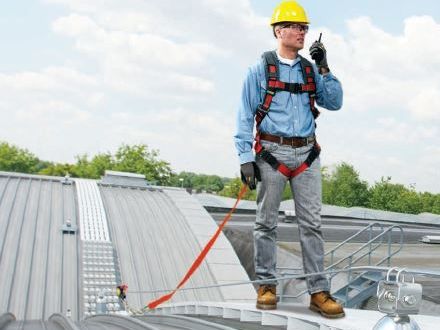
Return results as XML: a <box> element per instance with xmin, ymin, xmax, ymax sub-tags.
<box><xmin>276</xmin><ymin>51</ymin><xmax>301</xmax><ymax>66</ymax></box>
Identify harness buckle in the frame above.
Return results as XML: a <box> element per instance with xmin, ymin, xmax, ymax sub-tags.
<box><xmin>306</xmin><ymin>135</ymin><xmax>316</xmax><ymax>145</ymax></box>
<box><xmin>266</xmin><ymin>89</ymin><xmax>275</xmax><ymax>96</ymax></box>
<box><xmin>257</xmin><ymin>105</ymin><xmax>269</xmax><ymax>114</ymax></box>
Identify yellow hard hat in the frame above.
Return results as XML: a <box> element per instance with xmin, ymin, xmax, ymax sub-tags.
<box><xmin>270</xmin><ymin>0</ymin><xmax>310</xmax><ymax>25</ymax></box>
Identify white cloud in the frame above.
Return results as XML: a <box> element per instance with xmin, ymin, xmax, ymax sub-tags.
<box><xmin>365</xmin><ymin>117</ymin><xmax>438</xmax><ymax>143</ymax></box>
<box><xmin>52</xmin><ymin>13</ymin><xmax>225</xmax><ymax>98</ymax></box>
<box><xmin>322</xmin><ymin>16</ymin><xmax>440</xmax><ymax>122</ymax></box>
<box><xmin>408</xmin><ymin>87</ymin><xmax>440</xmax><ymax>120</ymax></box>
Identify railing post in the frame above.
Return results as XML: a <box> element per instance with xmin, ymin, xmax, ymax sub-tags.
<box><xmin>368</xmin><ymin>225</ymin><xmax>373</xmax><ymax>265</ymax></box>
<box><xmin>278</xmin><ymin>275</ymin><xmax>284</xmax><ymax>303</ymax></box>
<box><xmin>345</xmin><ymin>255</ymin><xmax>353</xmax><ymax>303</ymax></box>
<box><xmin>387</xmin><ymin>229</ymin><xmax>392</xmax><ymax>267</ymax></box>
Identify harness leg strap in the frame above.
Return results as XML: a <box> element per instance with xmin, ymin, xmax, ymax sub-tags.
<box><xmin>256</xmin><ymin>142</ymin><xmax>321</xmax><ymax>179</ymax></box>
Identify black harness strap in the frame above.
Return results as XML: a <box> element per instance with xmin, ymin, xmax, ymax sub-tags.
<box><xmin>254</xmin><ymin>50</ymin><xmax>321</xmax><ymax>179</ymax></box>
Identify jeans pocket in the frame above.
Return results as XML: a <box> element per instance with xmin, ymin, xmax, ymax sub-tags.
<box><xmin>261</xmin><ymin>141</ymin><xmax>279</xmax><ymax>152</ymax></box>
<box><xmin>298</xmin><ymin>142</ymin><xmax>314</xmax><ymax>156</ymax></box>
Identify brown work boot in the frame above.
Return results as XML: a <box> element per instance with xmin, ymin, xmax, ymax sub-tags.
<box><xmin>256</xmin><ymin>285</ymin><xmax>277</xmax><ymax>310</ymax></box>
<box><xmin>309</xmin><ymin>291</ymin><xmax>345</xmax><ymax>318</ymax></box>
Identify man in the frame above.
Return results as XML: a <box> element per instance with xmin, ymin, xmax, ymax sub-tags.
<box><xmin>234</xmin><ymin>0</ymin><xmax>345</xmax><ymax>318</ymax></box>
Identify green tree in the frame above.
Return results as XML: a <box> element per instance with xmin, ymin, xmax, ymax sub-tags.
<box><xmin>169</xmin><ymin>172</ymin><xmax>224</xmax><ymax>192</ymax></box>
<box><xmin>0</xmin><ymin>141</ymin><xmax>40</xmax><ymax>173</ymax></box>
<box><xmin>398</xmin><ymin>187</ymin><xmax>423</xmax><ymax>214</ymax></box>
<box><xmin>368</xmin><ymin>177</ymin><xmax>422</xmax><ymax>214</ymax></box>
<box><xmin>368</xmin><ymin>177</ymin><xmax>404</xmax><ymax>211</ymax></box>
<box><xmin>35</xmin><ymin>160</ymin><xmax>53</xmax><ymax>173</ymax></box>
<box><xmin>169</xmin><ymin>172</ymin><xmax>196</xmax><ymax>189</ymax></box>
<box><xmin>112</xmin><ymin>144</ymin><xmax>172</xmax><ymax>184</ymax></box>
<box><xmin>39</xmin><ymin>163</ymin><xmax>75</xmax><ymax>177</ymax></box>
<box><xmin>87</xmin><ymin>153</ymin><xmax>114</xmax><ymax>178</ymax></box>
<box><xmin>40</xmin><ymin>144</ymin><xmax>171</xmax><ymax>183</ymax></box>
<box><xmin>420</xmin><ymin>192</ymin><xmax>436</xmax><ymax>213</ymax></box>
<box><xmin>282</xmin><ymin>183</ymin><xmax>293</xmax><ymax>200</ymax></box>
<box><xmin>219</xmin><ymin>177</ymin><xmax>256</xmax><ymax>200</ymax></box>
<box><xmin>420</xmin><ymin>192</ymin><xmax>440</xmax><ymax>215</ymax></box>
<box><xmin>67</xmin><ymin>153</ymin><xmax>114</xmax><ymax>179</ymax></box>
<box><xmin>71</xmin><ymin>154</ymin><xmax>95</xmax><ymax>178</ymax></box>
<box><xmin>192</xmin><ymin>174</ymin><xmax>224</xmax><ymax>192</ymax></box>
<box><xmin>322</xmin><ymin>162</ymin><xmax>370</xmax><ymax>207</ymax></box>
<box><xmin>432</xmin><ymin>196</ymin><xmax>440</xmax><ymax>214</ymax></box>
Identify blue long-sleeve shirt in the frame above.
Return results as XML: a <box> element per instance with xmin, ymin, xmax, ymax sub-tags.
<box><xmin>234</xmin><ymin>52</ymin><xmax>343</xmax><ymax>164</ymax></box>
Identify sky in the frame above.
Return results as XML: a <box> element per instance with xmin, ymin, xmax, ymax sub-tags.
<box><xmin>0</xmin><ymin>0</ymin><xmax>439</xmax><ymax>193</ymax></box>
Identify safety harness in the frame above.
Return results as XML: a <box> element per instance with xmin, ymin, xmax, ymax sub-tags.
<box><xmin>254</xmin><ymin>51</ymin><xmax>321</xmax><ymax>178</ymax></box>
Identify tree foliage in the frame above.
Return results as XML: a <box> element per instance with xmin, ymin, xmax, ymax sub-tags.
<box><xmin>368</xmin><ymin>177</ymin><xmax>423</xmax><ymax>214</ymax></box>
<box><xmin>218</xmin><ymin>177</ymin><xmax>256</xmax><ymax>200</ymax></box>
<box><xmin>39</xmin><ymin>144</ymin><xmax>172</xmax><ymax>184</ymax></box>
<box><xmin>322</xmin><ymin>163</ymin><xmax>370</xmax><ymax>207</ymax></box>
<box><xmin>112</xmin><ymin>144</ymin><xmax>172</xmax><ymax>184</ymax></box>
<box><xmin>170</xmin><ymin>171</ymin><xmax>225</xmax><ymax>193</ymax></box>
<box><xmin>0</xmin><ymin>141</ymin><xmax>40</xmax><ymax>173</ymax></box>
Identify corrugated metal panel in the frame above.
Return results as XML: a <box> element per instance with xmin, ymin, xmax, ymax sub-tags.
<box><xmin>0</xmin><ymin>174</ymin><xmax>80</xmax><ymax>320</ymax></box>
<box><xmin>164</xmin><ymin>189</ymin><xmax>256</xmax><ymax>302</ymax></box>
<box><xmin>99</xmin><ymin>186</ymin><xmax>225</xmax><ymax>308</ymax></box>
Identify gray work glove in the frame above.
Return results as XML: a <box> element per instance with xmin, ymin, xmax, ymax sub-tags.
<box><xmin>240</xmin><ymin>162</ymin><xmax>261</xmax><ymax>190</ymax></box>
<box><xmin>309</xmin><ymin>40</ymin><xmax>329</xmax><ymax>72</ymax></box>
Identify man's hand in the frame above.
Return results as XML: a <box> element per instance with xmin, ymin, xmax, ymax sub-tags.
<box><xmin>240</xmin><ymin>162</ymin><xmax>261</xmax><ymax>190</ymax></box>
<box><xmin>309</xmin><ymin>40</ymin><xmax>329</xmax><ymax>72</ymax></box>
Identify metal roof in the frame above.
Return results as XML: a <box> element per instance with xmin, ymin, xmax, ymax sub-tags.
<box><xmin>2</xmin><ymin>171</ymin><xmax>440</xmax><ymax>330</ymax></box>
<box><xmin>100</xmin><ymin>170</ymin><xmax>152</xmax><ymax>188</ymax></box>
<box><xmin>148</xmin><ymin>301</ymin><xmax>440</xmax><ymax>330</ymax></box>
<box><xmin>0</xmin><ymin>173</ymin><xmax>80</xmax><ymax>320</ymax></box>
<box><xmin>100</xmin><ymin>185</ymin><xmax>225</xmax><ymax>305</ymax></box>
<box><xmin>0</xmin><ymin>171</ymin><xmax>254</xmax><ymax>325</ymax></box>
<box><xmin>194</xmin><ymin>193</ymin><xmax>440</xmax><ymax>226</ymax></box>
<box><xmin>193</xmin><ymin>193</ymin><xmax>257</xmax><ymax>210</ymax></box>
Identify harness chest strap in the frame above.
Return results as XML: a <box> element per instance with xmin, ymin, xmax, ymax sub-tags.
<box><xmin>254</xmin><ymin>51</ymin><xmax>320</xmax><ymax>179</ymax></box>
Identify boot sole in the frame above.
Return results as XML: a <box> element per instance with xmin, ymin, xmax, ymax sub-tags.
<box><xmin>309</xmin><ymin>303</ymin><xmax>345</xmax><ymax>319</ymax></box>
<box><xmin>256</xmin><ymin>303</ymin><xmax>277</xmax><ymax>310</ymax></box>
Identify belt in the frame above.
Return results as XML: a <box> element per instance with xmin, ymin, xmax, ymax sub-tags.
<box><xmin>260</xmin><ymin>133</ymin><xmax>315</xmax><ymax>148</ymax></box>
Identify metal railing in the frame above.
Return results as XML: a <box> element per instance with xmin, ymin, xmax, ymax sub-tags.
<box><xmin>278</xmin><ymin>223</ymin><xmax>404</xmax><ymax>302</ymax></box>
<box><xmin>335</xmin><ymin>225</ymin><xmax>404</xmax><ymax>305</ymax></box>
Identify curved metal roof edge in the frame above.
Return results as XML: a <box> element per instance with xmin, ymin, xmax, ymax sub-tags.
<box><xmin>0</xmin><ymin>170</ymin><xmax>66</xmax><ymax>182</ymax></box>
<box><xmin>148</xmin><ymin>301</ymin><xmax>440</xmax><ymax>330</ymax></box>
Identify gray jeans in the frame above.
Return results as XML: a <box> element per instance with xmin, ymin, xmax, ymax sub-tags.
<box><xmin>254</xmin><ymin>140</ymin><xmax>329</xmax><ymax>294</ymax></box>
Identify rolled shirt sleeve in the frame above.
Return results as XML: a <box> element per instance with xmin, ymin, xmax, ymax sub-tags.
<box><xmin>234</xmin><ymin>66</ymin><xmax>260</xmax><ymax>164</ymax></box>
<box><xmin>313</xmin><ymin>65</ymin><xmax>343</xmax><ymax>110</ymax></box>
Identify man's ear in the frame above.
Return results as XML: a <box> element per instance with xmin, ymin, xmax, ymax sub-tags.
<box><xmin>274</xmin><ymin>26</ymin><xmax>281</xmax><ymax>39</ymax></box>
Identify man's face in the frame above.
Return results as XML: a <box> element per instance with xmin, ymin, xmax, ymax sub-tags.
<box><xmin>277</xmin><ymin>23</ymin><xmax>309</xmax><ymax>51</ymax></box>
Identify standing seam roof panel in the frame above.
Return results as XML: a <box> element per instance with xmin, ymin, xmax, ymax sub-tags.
<box><xmin>0</xmin><ymin>175</ymin><xmax>80</xmax><ymax>321</ymax></box>
<box><xmin>100</xmin><ymin>186</ymin><xmax>224</xmax><ymax>307</ymax></box>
